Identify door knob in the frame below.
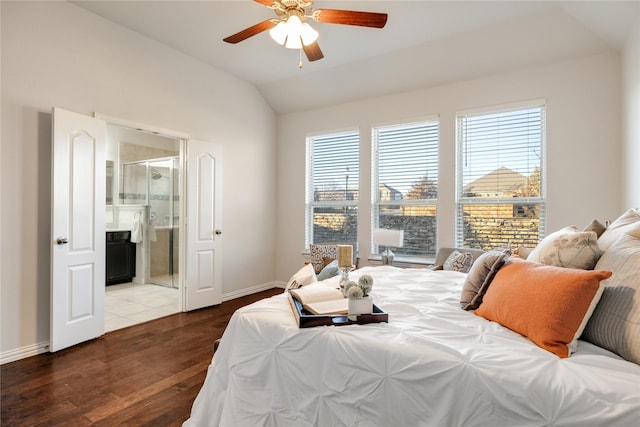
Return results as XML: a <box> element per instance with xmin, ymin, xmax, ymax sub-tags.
<box><xmin>215</xmin><ymin>229</ymin><xmax>222</xmax><ymax>235</ymax></box>
<box><xmin>56</xmin><ymin>237</ymin><xmax>68</xmax><ymax>245</ymax></box>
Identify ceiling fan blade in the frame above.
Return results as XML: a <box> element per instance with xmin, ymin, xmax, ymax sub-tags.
<box><xmin>312</xmin><ymin>9</ymin><xmax>388</xmax><ymax>28</ymax></box>
<box><xmin>303</xmin><ymin>41</ymin><xmax>324</xmax><ymax>62</ymax></box>
<box><xmin>254</xmin><ymin>0</ymin><xmax>275</xmax><ymax>6</ymax></box>
<box><xmin>223</xmin><ymin>19</ymin><xmax>277</xmax><ymax>44</ymax></box>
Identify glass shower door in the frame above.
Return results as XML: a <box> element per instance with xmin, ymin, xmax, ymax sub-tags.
<box><xmin>148</xmin><ymin>158</ymin><xmax>178</xmax><ymax>288</ymax></box>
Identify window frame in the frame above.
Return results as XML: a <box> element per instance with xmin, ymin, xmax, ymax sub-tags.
<box><xmin>455</xmin><ymin>100</ymin><xmax>546</xmax><ymax>250</ymax></box>
<box><xmin>305</xmin><ymin>129</ymin><xmax>360</xmax><ymax>249</ymax></box>
<box><xmin>371</xmin><ymin>118</ymin><xmax>440</xmax><ymax>259</ymax></box>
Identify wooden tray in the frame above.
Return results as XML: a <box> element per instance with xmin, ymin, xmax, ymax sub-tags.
<box><xmin>288</xmin><ymin>294</ymin><xmax>388</xmax><ymax>328</ymax></box>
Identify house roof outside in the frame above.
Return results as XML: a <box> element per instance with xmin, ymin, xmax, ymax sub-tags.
<box><xmin>463</xmin><ymin>166</ymin><xmax>529</xmax><ymax>197</ymax></box>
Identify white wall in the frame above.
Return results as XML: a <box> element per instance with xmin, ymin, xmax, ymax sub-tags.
<box><xmin>276</xmin><ymin>51</ymin><xmax>623</xmax><ymax>282</ymax></box>
<box><xmin>621</xmin><ymin>18</ymin><xmax>640</xmax><ymax>210</ymax></box>
<box><xmin>0</xmin><ymin>2</ymin><xmax>277</xmax><ymax>358</ymax></box>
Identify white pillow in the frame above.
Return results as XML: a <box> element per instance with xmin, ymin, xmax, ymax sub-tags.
<box><xmin>285</xmin><ymin>263</ymin><xmax>317</xmax><ymax>291</ymax></box>
<box><xmin>597</xmin><ymin>208</ymin><xmax>640</xmax><ymax>251</ymax></box>
<box><xmin>528</xmin><ymin>226</ymin><xmax>601</xmax><ymax>270</ymax></box>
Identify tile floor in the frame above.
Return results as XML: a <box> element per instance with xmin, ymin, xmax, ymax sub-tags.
<box><xmin>105</xmin><ymin>282</ymin><xmax>180</xmax><ymax>332</ymax></box>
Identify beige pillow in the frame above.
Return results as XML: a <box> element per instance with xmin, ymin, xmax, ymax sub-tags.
<box><xmin>528</xmin><ymin>226</ymin><xmax>601</xmax><ymax>270</ymax></box>
<box><xmin>582</xmin><ymin>222</ymin><xmax>640</xmax><ymax>364</ymax></box>
<box><xmin>598</xmin><ymin>208</ymin><xmax>640</xmax><ymax>252</ymax></box>
<box><xmin>584</xmin><ymin>219</ymin><xmax>607</xmax><ymax>238</ymax></box>
<box><xmin>515</xmin><ymin>246</ymin><xmax>534</xmax><ymax>260</ymax></box>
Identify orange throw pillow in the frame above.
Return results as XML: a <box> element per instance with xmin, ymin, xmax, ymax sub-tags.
<box><xmin>475</xmin><ymin>257</ymin><xmax>612</xmax><ymax>358</ymax></box>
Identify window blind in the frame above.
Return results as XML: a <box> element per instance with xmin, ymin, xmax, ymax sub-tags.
<box><xmin>374</xmin><ymin>121</ymin><xmax>439</xmax><ymax>201</ymax></box>
<box><xmin>306</xmin><ymin>131</ymin><xmax>359</xmax><ymax>246</ymax></box>
<box><xmin>372</xmin><ymin>120</ymin><xmax>439</xmax><ymax>257</ymax></box>
<box><xmin>456</xmin><ymin>104</ymin><xmax>545</xmax><ymax>250</ymax></box>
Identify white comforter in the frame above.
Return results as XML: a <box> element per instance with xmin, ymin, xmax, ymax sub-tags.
<box><xmin>184</xmin><ymin>266</ymin><xmax>640</xmax><ymax>427</ymax></box>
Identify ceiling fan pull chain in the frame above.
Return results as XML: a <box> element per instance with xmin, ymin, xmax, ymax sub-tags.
<box><xmin>299</xmin><ymin>47</ymin><xmax>303</xmax><ymax>69</ymax></box>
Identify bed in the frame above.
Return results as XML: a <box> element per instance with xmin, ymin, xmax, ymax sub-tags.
<box><xmin>184</xmin><ymin>260</ymin><xmax>640</xmax><ymax>426</ymax></box>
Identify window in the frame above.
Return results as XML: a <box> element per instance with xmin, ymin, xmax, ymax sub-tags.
<box><xmin>306</xmin><ymin>130</ymin><xmax>359</xmax><ymax>247</ymax></box>
<box><xmin>372</xmin><ymin>120</ymin><xmax>439</xmax><ymax>258</ymax></box>
<box><xmin>456</xmin><ymin>103</ymin><xmax>545</xmax><ymax>250</ymax></box>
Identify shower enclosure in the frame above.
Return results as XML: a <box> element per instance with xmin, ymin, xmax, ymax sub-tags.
<box><xmin>121</xmin><ymin>156</ymin><xmax>180</xmax><ymax>288</ymax></box>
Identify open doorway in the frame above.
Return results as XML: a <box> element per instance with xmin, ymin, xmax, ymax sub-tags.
<box><xmin>51</xmin><ymin>108</ymin><xmax>222</xmax><ymax>352</ymax></box>
<box><xmin>104</xmin><ymin>124</ymin><xmax>183</xmax><ymax>332</ymax></box>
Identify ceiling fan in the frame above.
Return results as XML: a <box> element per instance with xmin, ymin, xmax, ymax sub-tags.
<box><xmin>223</xmin><ymin>0</ymin><xmax>388</xmax><ymax>63</ymax></box>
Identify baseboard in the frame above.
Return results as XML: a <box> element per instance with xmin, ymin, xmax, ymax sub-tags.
<box><xmin>222</xmin><ymin>281</ymin><xmax>285</xmax><ymax>302</ymax></box>
<box><xmin>1</xmin><ymin>341</ymin><xmax>49</xmax><ymax>365</ymax></box>
<box><xmin>2</xmin><ymin>283</ymin><xmax>287</xmax><ymax>365</ymax></box>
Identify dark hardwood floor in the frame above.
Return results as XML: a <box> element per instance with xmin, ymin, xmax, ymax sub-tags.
<box><xmin>1</xmin><ymin>288</ymin><xmax>282</xmax><ymax>426</ymax></box>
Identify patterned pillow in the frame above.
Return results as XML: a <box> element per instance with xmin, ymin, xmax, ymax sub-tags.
<box><xmin>528</xmin><ymin>226</ymin><xmax>601</xmax><ymax>270</ymax></box>
<box><xmin>443</xmin><ymin>250</ymin><xmax>473</xmax><ymax>273</ymax></box>
<box><xmin>309</xmin><ymin>245</ymin><xmax>340</xmax><ymax>274</ymax></box>
<box><xmin>582</xmin><ymin>222</ymin><xmax>640</xmax><ymax>364</ymax></box>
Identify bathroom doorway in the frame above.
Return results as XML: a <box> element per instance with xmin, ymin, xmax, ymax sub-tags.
<box><xmin>105</xmin><ymin>124</ymin><xmax>183</xmax><ymax>331</ymax></box>
<box><xmin>51</xmin><ymin>108</ymin><xmax>223</xmax><ymax>349</ymax></box>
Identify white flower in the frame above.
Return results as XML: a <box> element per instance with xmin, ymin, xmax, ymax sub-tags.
<box><xmin>347</xmin><ymin>286</ymin><xmax>364</xmax><ymax>299</ymax></box>
<box><xmin>345</xmin><ymin>275</ymin><xmax>374</xmax><ymax>299</ymax></box>
<box><xmin>344</xmin><ymin>281</ymin><xmax>358</xmax><ymax>294</ymax></box>
<box><xmin>358</xmin><ymin>275</ymin><xmax>373</xmax><ymax>296</ymax></box>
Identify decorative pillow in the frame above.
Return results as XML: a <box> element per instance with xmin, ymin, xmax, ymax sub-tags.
<box><xmin>475</xmin><ymin>257</ymin><xmax>612</xmax><ymax>358</ymax></box>
<box><xmin>317</xmin><ymin>259</ymin><xmax>340</xmax><ymax>281</ymax></box>
<box><xmin>584</xmin><ymin>219</ymin><xmax>607</xmax><ymax>238</ymax></box>
<box><xmin>285</xmin><ymin>263</ymin><xmax>317</xmax><ymax>291</ymax></box>
<box><xmin>443</xmin><ymin>250</ymin><xmax>473</xmax><ymax>273</ymax></box>
<box><xmin>322</xmin><ymin>257</ymin><xmax>335</xmax><ymax>268</ymax></box>
<box><xmin>527</xmin><ymin>226</ymin><xmax>601</xmax><ymax>270</ymax></box>
<box><xmin>309</xmin><ymin>245</ymin><xmax>340</xmax><ymax>274</ymax></box>
<box><xmin>460</xmin><ymin>249</ymin><xmax>510</xmax><ymax>311</ymax></box>
<box><xmin>582</xmin><ymin>222</ymin><xmax>640</xmax><ymax>364</ymax></box>
<box><xmin>597</xmin><ymin>208</ymin><xmax>640</xmax><ymax>252</ymax></box>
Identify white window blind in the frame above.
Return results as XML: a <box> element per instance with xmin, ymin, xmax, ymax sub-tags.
<box><xmin>456</xmin><ymin>103</ymin><xmax>545</xmax><ymax>250</ymax></box>
<box><xmin>306</xmin><ymin>130</ymin><xmax>359</xmax><ymax>247</ymax></box>
<box><xmin>372</xmin><ymin>120</ymin><xmax>439</xmax><ymax>257</ymax></box>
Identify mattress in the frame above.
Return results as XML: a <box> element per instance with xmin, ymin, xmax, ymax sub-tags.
<box><xmin>184</xmin><ymin>266</ymin><xmax>640</xmax><ymax>426</ymax></box>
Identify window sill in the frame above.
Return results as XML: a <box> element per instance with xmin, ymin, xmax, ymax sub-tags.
<box><xmin>367</xmin><ymin>255</ymin><xmax>435</xmax><ymax>269</ymax></box>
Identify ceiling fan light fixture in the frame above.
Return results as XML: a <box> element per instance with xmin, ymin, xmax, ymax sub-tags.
<box><xmin>269</xmin><ymin>21</ymin><xmax>288</xmax><ymax>45</ymax></box>
<box><xmin>300</xmin><ymin>22</ymin><xmax>318</xmax><ymax>46</ymax></box>
<box><xmin>270</xmin><ymin>14</ymin><xmax>318</xmax><ymax>49</ymax></box>
<box><xmin>284</xmin><ymin>33</ymin><xmax>303</xmax><ymax>49</ymax></box>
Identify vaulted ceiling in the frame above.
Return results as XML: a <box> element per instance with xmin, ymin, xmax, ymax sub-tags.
<box><xmin>73</xmin><ymin>1</ymin><xmax>639</xmax><ymax>114</ymax></box>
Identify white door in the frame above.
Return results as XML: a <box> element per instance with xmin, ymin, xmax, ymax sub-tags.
<box><xmin>185</xmin><ymin>140</ymin><xmax>223</xmax><ymax>310</ymax></box>
<box><xmin>50</xmin><ymin>108</ymin><xmax>106</xmax><ymax>352</ymax></box>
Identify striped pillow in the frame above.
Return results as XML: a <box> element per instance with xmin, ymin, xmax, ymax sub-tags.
<box><xmin>582</xmin><ymin>223</ymin><xmax>640</xmax><ymax>364</ymax></box>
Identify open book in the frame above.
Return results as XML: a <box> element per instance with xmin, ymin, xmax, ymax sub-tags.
<box><xmin>289</xmin><ymin>285</ymin><xmax>348</xmax><ymax>315</ymax></box>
